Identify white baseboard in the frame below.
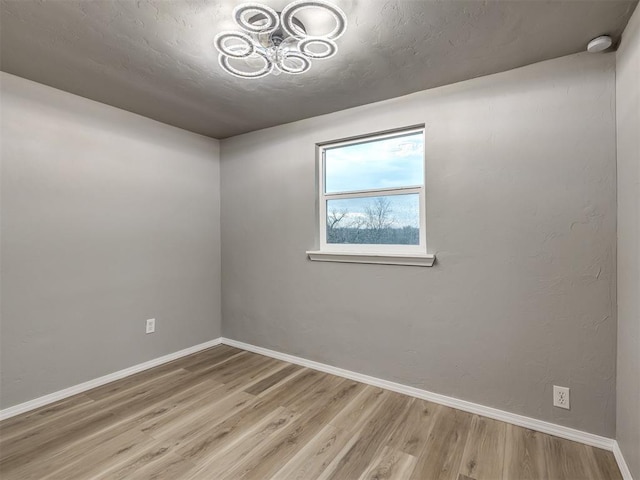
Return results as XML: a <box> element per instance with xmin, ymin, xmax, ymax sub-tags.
<box><xmin>221</xmin><ymin>337</ymin><xmax>616</xmax><ymax>452</ymax></box>
<box><xmin>613</xmin><ymin>441</ymin><xmax>635</xmax><ymax>480</ymax></box>
<box><xmin>0</xmin><ymin>338</ymin><xmax>222</xmax><ymax>421</ymax></box>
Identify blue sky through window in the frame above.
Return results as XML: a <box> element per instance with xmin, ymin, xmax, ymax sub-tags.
<box><xmin>324</xmin><ymin>131</ymin><xmax>424</xmax><ymax>193</ymax></box>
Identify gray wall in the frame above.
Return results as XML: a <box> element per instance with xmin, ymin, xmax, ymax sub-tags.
<box><xmin>616</xmin><ymin>4</ymin><xmax>640</xmax><ymax>477</ymax></box>
<box><xmin>0</xmin><ymin>73</ymin><xmax>221</xmax><ymax>409</ymax></box>
<box><xmin>221</xmin><ymin>53</ymin><xmax>618</xmax><ymax>437</ymax></box>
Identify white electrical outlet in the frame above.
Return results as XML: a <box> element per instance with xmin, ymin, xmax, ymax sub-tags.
<box><xmin>553</xmin><ymin>385</ymin><xmax>570</xmax><ymax>409</ymax></box>
<box><xmin>145</xmin><ymin>318</ymin><xmax>156</xmax><ymax>334</ymax></box>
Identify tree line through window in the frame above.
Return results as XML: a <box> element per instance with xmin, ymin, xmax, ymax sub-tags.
<box><xmin>327</xmin><ymin>196</ymin><xmax>419</xmax><ymax>245</ymax></box>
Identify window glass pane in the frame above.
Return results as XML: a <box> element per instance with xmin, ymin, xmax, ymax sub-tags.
<box><xmin>326</xmin><ymin>194</ymin><xmax>419</xmax><ymax>245</ymax></box>
<box><xmin>325</xmin><ymin>131</ymin><xmax>424</xmax><ymax>194</ymax></box>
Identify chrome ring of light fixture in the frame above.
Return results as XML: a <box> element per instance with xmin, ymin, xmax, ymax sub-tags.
<box><xmin>233</xmin><ymin>3</ymin><xmax>280</xmax><ymax>34</ymax></box>
<box><xmin>298</xmin><ymin>38</ymin><xmax>337</xmax><ymax>59</ymax></box>
<box><xmin>215</xmin><ymin>0</ymin><xmax>347</xmax><ymax>79</ymax></box>
<box><xmin>277</xmin><ymin>52</ymin><xmax>311</xmax><ymax>74</ymax></box>
<box><xmin>214</xmin><ymin>31</ymin><xmax>256</xmax><ymax>58</ymax></box>
<box><xmin>218</xmin><ymin>51</ymin><xmax>274</xmax><ymax>79</ymax></box>
<box><xmin>280</xmin><ymin>0</ymin><xmax>347</xmax><ymax>40</ymax></box>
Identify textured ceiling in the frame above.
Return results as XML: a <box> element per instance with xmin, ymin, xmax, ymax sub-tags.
<box><xmin>1</xmin><ymin>0</ymin><xmax>637</xmax><ymax>139</ymax></box>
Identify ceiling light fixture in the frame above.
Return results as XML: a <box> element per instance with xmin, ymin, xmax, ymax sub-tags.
<box><xmin>215</xmin><ymin>1</ymin><xmax>347</xmax><ymax>79</ymax></box>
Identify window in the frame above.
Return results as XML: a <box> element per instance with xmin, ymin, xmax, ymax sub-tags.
<box><xmin>308</xmin><ymin>126</ymin><xmax>435</xmax><ymax>266</ymax></box>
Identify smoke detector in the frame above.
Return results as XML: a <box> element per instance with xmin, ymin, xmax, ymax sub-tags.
<box><xmin>587</xmin><ymin>35</ymin><xmax>613</xmax><ymax>53</ymax></box>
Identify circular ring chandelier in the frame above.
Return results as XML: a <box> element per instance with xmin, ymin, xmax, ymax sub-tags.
<box><xmin>214</xmin><ymin>1</ymin><xmax>347</xmax><ymax>79</ymax></box>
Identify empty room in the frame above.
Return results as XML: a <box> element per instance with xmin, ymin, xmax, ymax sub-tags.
<box><xmin>0</xmin><ymin>0</ymin><xmax>639</xmax><ymax>479</ymax></box>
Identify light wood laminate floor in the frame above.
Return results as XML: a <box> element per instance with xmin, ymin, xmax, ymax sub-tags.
<box><xmin>0</xmin><ymin>345</ymin><xmax>622</xmax><ymax>480</ymax></box>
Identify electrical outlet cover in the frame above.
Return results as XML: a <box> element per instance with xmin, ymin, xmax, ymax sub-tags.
<box><xmin>553</xmin><ymin>385</ymin><xmax>570</xmax><ymax>409</ymax></box>
<box><xmin>145</xmin><ymin>318</ymin><xmax>156</xmax><ymax>334</ymax></box>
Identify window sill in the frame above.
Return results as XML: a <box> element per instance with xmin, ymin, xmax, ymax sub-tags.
<box><xmin>306</xmin><ymin>251</ymin><xmax>436</xmax><ymax>267</ymax></box>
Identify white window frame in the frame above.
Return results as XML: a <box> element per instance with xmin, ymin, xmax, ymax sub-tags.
<box><xmin>308</xmin><ymin>126</ymin><xmax>435</xmax><ymax>266</ymax></box>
